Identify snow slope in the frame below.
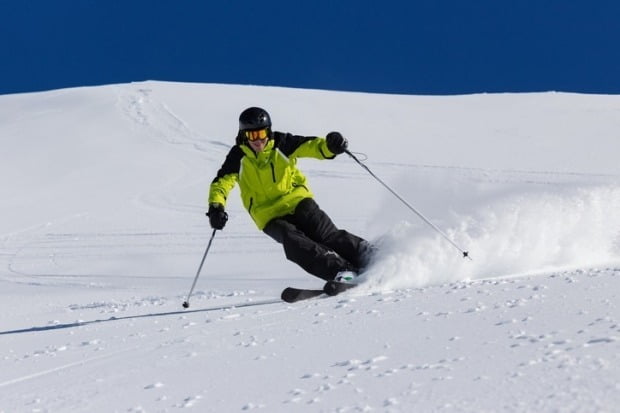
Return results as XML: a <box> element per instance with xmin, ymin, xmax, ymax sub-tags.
<box><xmin>1</xmin><ymin>82</ymin><xmax>619</xmax><ymax>412</ymax></box>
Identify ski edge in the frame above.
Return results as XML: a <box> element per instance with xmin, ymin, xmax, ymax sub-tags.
<box><xmin>281</xmin><ymin>287</ymin><xmax>324</xmax><ymax>303</ymax></box>
<box><xmin>281</xmin><ymin>280</ymin><xmax>359</xmax><ymax>303</ymax></box>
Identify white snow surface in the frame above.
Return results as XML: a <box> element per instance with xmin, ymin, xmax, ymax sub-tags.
<box><xmin>1</xmin><ymin>81</ymin><xmax>619</xmax><ymax>412</ymax></box>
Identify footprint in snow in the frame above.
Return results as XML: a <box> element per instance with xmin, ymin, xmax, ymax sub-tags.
<box><xmin>178</xmin><ymin>395</ymin><xmax>202</xmax><ymax>408</ymax></box>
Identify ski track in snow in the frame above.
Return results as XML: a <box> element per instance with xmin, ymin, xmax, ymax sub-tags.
<box><xmin>1</xmin><ymin>269</ymin><xmax>618</xmax><ymax>411</ymax></box>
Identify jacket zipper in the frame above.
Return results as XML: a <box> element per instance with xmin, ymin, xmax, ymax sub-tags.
<box><xmin>270</xmin><ymin>163</ymin><xmax>276</xmax><ymax>183</ymax></box>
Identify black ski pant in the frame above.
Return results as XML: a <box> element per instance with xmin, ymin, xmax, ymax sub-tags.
<box><xmin>263</xmin><ymin>198</ymin><xmax>371</xmax><ymax>281</ymax></box>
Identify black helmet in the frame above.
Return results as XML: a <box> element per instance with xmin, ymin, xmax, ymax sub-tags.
<box><xmin>239</xmin><ymin>107</ymin><xmax>271</xmax><ymax>131</ymax></box>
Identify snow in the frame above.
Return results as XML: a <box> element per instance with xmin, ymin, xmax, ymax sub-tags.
<box><xmin>1</xmin><ymin>81</ymin><xmax>619</xmax><ymax>412</ymax></box>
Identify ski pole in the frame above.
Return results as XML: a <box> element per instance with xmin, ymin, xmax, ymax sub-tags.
<box><xmin>345</xmin><ymin>149</ymin><xmax>471</xmax><ymax>260</ymax></box>
<box><xmin>182</xmin><ymin>229</ymin><xmax>217</xmax><ymax>308</ymax></box>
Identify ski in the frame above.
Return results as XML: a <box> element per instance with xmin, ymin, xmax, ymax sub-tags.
<box><xmin>281</xmin><ymin>287</ymin><xmax>324</xmax><ymax>303</ymax></box>
<box><xmin>281</xmin><ymin>280</ymin><xmax>358</xmax><ymax>303</ymax></box>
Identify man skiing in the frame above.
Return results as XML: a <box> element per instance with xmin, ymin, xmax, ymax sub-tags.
<box><xmin>207</xmin><ymin>107</ymin><xmax>373</xmax><ymax>283</ymax></box>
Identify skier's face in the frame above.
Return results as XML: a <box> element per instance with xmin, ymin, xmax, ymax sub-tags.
<box><xmin>245</xmin><ymin>128</ymin><xmax>269</xmax><ymax>153</ymax></box>
<box><xmin>248</xmin><ymin>136</ymin><xmax>268</xmax><ymax>152</ymax></box>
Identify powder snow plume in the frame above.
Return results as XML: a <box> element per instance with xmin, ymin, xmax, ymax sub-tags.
<box><xmin>363</xmin><ymin>170</ymin><xmax>620</xmax><ymax>290</ymax></box>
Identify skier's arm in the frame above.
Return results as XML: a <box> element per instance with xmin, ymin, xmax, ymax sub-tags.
<box><xmin>293</xmin><ymin>137</ymin><xmax>336</xmax><ymax>160</ymax></box>
<box><xmin>277</xmin><ymin>132</ymin><xmax>347</xmax><ymax>160</ymax></box>
<box><xmin>208</xmin><ymin>146</ymin><xmax>242</xmax><ymax>207</ymax></box>
<box><xmin>209</xmin><ymin>173</ymin><xmax>237</xmax><ymax>207</ymax></box>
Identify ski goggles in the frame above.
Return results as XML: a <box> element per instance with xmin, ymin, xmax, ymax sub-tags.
<box><xmin>244</xmin><ymin>128</ymin><xmax>269</xmax><ymax>141</ymax></box>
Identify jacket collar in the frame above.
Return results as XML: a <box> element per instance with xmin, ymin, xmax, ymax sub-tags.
<box><xmin>240</xmin><ymin>139</ymin><xmax>275</xmax><ymax>159</ymax></box>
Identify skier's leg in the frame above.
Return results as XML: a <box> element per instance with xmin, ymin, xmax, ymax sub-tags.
<box><xmin>263</xmin><ymin>216</ymin><xmax>354</xmax><ymax>281</ymax></box>
<box><xmin>293</xmin><ymin>198</ymin><xmax>375</xmax><ymax>270</ymax></box>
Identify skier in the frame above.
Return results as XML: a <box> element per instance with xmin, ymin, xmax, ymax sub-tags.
<box><xmin>207</xmin><ymin>107</ymin><xmax>373</xmax><ymax>283</ymax></box>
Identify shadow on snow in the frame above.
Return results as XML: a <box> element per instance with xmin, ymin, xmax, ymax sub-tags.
<box><xmin>0</xmin><ymin>298</ymin><xmax>282</xmax><ymax>336</ymax></box>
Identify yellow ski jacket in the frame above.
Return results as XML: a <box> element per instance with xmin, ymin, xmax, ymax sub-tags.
<box><xmin>208</xmin><ymin>132</ymin><xmax>337</xmax><ymax>230</ymax></box>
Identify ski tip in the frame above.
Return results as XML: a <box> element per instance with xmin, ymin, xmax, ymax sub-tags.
<box><xmin>281</xmin><ymin>287</ymin><xmax>324</xmax><ymax>303</ymax></box>
<box><xmin>280</xmin><ymin>288</ymin><xmax>295</xmax><ymax>302</ymax></box>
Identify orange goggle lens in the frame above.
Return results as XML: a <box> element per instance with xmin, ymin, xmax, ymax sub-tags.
<box><xmin>245</xmin><ymin>129</ymin><xmax>269</xmax><ymax>141</ymax></box>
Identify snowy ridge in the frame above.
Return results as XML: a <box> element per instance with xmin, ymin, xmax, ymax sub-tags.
<box><xmin>1</xmin><ymin>81</ymin><xmax>619</xmax><ymax>412</ymax></box>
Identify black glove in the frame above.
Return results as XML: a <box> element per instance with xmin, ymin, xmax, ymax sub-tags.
<box><xmin>326</xmin><ymin>131</ymin><xmax>348</xmax><ymax>155</ymax></box>
<box><xmin>207</xmin><ymin>204</ymin><xmax>228</xmax><ymax>230</ymax></box>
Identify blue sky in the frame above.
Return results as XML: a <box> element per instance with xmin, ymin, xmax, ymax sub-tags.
<box><xmin>2</xmin><ymin>1</ymin><xmax>619</xmax><ymax>96</ymax></box>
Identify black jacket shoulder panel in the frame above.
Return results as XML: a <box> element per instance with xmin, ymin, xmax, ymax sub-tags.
<box><xmin>273</xmin><ymin>131</ymin><xmax>317</xmax><ymax>157</ymax></box>
<box><xmin>212</xmin><ymin>145</ymin><xmax>244</xmax><ymax>183</ymax></box>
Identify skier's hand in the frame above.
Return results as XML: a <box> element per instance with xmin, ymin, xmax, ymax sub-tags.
<box><xmin>207</xmin><ymin>203</ymin><xmax>228</xmax><ymax>230</ymax></box>
<box><xmin>326</xmin><ymin>131</ymin><xmax>348</xmax><ymax>155</ymax></box>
